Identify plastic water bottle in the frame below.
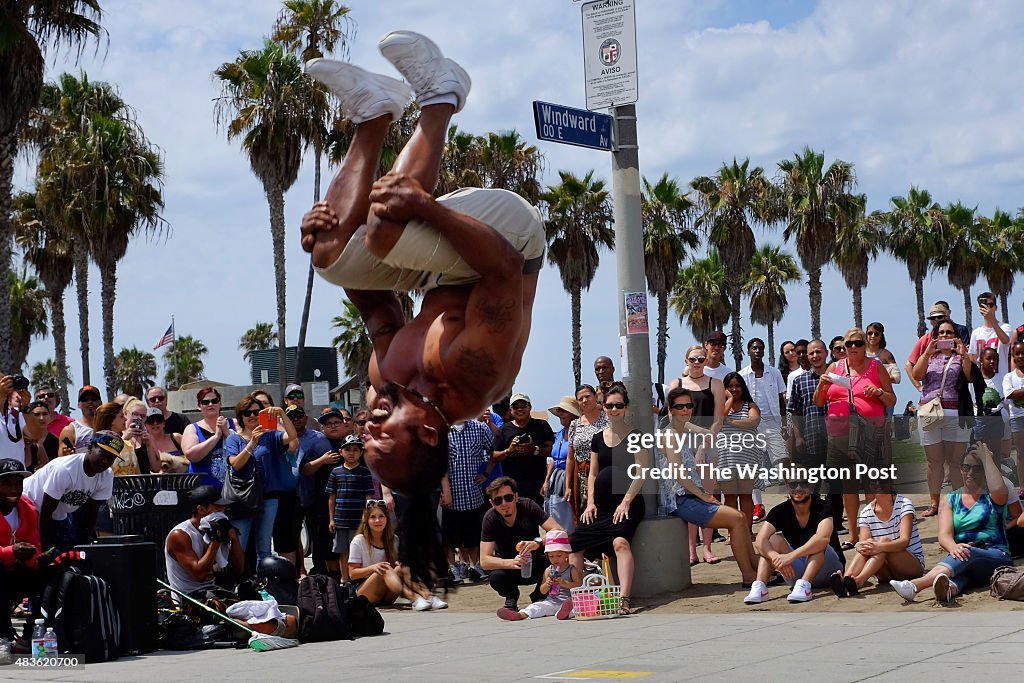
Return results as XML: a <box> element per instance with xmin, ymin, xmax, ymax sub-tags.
<box><xmin>30</xmin><ymin>623</ymin><xmax>45</xmax><ymax>660</ymax></box>
<box><xmin>43</xmin><ymin>628</ymin><xmax>58</xmax><ymax>657</ymax></box>
<box><xmin>521</xmin><ymin>553</ymin><xmax>532</xmax><ymax>579</ymax></box>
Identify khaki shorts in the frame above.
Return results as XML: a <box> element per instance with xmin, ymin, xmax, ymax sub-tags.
<box><xmin>316</xmin><ymin>187</ymin><xmax>545</xmax><ymax>291</ymax></box>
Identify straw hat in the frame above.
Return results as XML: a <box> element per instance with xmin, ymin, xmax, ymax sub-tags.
<box><xmin>548</xmin><ymin>396</ymin><xmax>581</xmax><ymax>418</ymax></box>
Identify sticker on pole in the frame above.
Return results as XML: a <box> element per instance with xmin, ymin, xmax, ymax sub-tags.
<box><xmin>624</xmin><ymin>291</ymin><xmax>648</xmax><ymax>335</ymax></box>
<box><xmin>582</xmin><ymin>0</ymin><xmax>638</xmax><ymax>110</ymax></box>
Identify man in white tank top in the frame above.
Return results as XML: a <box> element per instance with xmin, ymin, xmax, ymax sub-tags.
<box><xmin>57</xmin><ymin>385</ymin><xmax>101</xmax><ymax>455</ymax></box>
<box><xmin>165</xmin><ymin>485</ymin><xmax>244</xmax><ymax>596</ymax></box>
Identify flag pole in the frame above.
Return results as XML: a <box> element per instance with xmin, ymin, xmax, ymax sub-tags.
<box><xmin>172</xmin><ymin>315</ymin><xmax>177</xmax><ymax>392</ymax></box>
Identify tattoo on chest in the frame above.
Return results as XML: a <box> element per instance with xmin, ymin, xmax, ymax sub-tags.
<box><xmin>457</xmin><ymin>348</ymin><xmax>497</xmax><ymax>379</ymax></box>
<box><xmin>475</xmin><ymin>298</ymin><xmax>515</xmax><ymax>333</ymax></box>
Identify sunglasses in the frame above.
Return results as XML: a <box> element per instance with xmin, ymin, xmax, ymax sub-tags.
<box><xmin>959</xmin><ymin>463</ymin><xmax>985</xmax><ymax>474</ymax></box>
<box><xmin>604</xmin><ymin>402</ymin><xmax>626</xmax><ymax>410</ymax></box>
<box><xmin>241</xmin><ymin>409</ymin><xmax>262</xmax><ymax>418</ymax></box>
<box><xmin>687</xmin><ymin>357</ymin><xmax>706</xmax><ymax>364</ymax></box>
<box><xmin>341</xmin><ymin>416</ymin><xmax>353</xmax><ymax>422</ymax></box>
<box><xmin>365</xmin><ymin>499</ymin><xmax>387</xmax><ymax>509</ymax></box>
<box><xmin>286</xmin><ymin>393</ymin><xmax>304</xmax><ymax>400</ymax></box>
<box><xmin>148</xmin><ymin>395</ymin><xmax>166</xmax><ymax>402</ymax></box>
<box><xmin>786</xmin><ymin>481</ymin><xmax>812</xmax><ymax>491</ymax></box>
<box><xmin>200</xmin><ymin>398</ymin><xmax>221</xmax><ymax>406</ymax></box>
<box><xmin>927</xmin><ymin>315</ymin><xmax>945</xmax><ymax>321</ymax></box>
<box><xmin>845</xmin><ymin>339</ymin><xmax>866</xmax><ymax>348</ymax></box>
<box><xmin>36</xmin><ymin>392</ymin><xmax>56</xmax><ymax>400</ymax></box>
<box><xmin>671</xmin><ymin>402</ymin><xmax>694</xmax><ymax>410</ymax></box>
<box><xmin>832</xmin><ymin>345</ymin><xmax>846</xmax><ymax>352</ymax></box>
<box><xmin>491</xmin><ymin>493</ymin><xmax>516</xmax><ymax>505</ymax></box>
<box><xmin>145</xmin><ymin>416</ymin><xmax>165</xmax><ymax>425</ymax></box>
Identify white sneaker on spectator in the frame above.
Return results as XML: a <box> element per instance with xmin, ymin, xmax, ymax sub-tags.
<box><xmin>305</xmin><ymin>59</ymin><xmax>411</xmax><ymax>124</ymax></box>
<box><xmin>890</xmin><ymin>579</ymin><xmax>917</xmax><ymax>602</ymax></box>
<box><xmin>378</xmin><ymin>31</ymin><xmax>471</xmax><ymax>111</ymax></box>
<box><xmin>787</xmin><ymin>579</ymin><xmax>813</xmax><ymax>602</ymax></box>
<box><xmin>743</xmin><ymin>580</ymin><xmax>769</xmax><ymax>604</ymax></box>
<box><xmin>412</xmin><ymin>596</ymin><xmax>432</xmax><ymax>611</ymax></box>
<box><xmin>430</xmin><ymin>595</ymin><xmax>448</xmax><ymax>610</ymax></box>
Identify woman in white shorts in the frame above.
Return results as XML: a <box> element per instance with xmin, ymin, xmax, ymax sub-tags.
<box><xmin>911</xmin><ymin>320</ymin><xmax>972</xmax><ymax>517</ymax></box>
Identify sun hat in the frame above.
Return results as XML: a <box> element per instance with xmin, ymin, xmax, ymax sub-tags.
<box><xmin>548</xmin><ymin>396</ymin><xmax>581</xmax><ymax>418</ymax></box>
<box><xmin>543</xmin><ymin>529</ymin><xmax>572</xmax><ymax>554</ymax></box>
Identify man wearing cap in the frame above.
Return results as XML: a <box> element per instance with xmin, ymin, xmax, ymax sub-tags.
<box><xmin>702</xmin><ymin>331</ymin><xmax>731</xmax><ymax>381</ymax></box>
<box><xmin>491</xmin><ymin>393</ymin><xmax>554</xmax><ymax>505</ymax></box>
<box><xmin>290</xmin><ymin>404</ymin><xmax>332</xmax><ymax>574</ymax></box>
<box><xmin>165</xmin><ymin>485</ymin><xmax>245</xmax><ymax>596</ymax></box>
<box><xmin>905</xmin><ymin>302</ymin><xmax>972</xmax><ymax>390</ymax></box>
<box><xmin>440</xmin><ymin>414</ymin><xmax>494</xmax><ymax>583</ymax></box>
<box><xmin>284</xmin><ymin>384</ymin><xmax>322</xmax><ymax>432</ymax></box>
<box><xmin>33</xmin><ymin>385</ymin><xmax>72</xmax><ymax>439</ymax></box>
<box><xmin>542</xmin><ymin>396</ymin><xmax>580</xmax><ymax>533</ymax></box>
<box><xmin>0</xmin><ymin>459</ymin><xmax>43</xmax><ymax>640</ymax></box>
<box><xmin>0</xmin><ymin>375</ymin><xmax>44</xmax><ymax>465</ymax></box>
<box><xmin>145</xmin><ymin>386</ymin><xmax>188</xmax><ymax>436</ymax></box>
<box><xmin>23</xmin><ymin>430</ymin><xmax>121</xmax><ymax>551</ymax></box>
<box><xmin>57</xmin><ymin>385</ymin><xmax>101</xmax><ymax>455</ymax></box>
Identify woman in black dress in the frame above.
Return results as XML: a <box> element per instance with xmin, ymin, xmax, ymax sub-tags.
<box><xmin>569</xmin><ymin>383</ymin><xmax>647</xmax><ymax>615</ymax></box>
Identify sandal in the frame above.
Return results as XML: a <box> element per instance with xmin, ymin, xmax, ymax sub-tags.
<box><xmin>703</xmin><ymin>552</ymin><xmax>722</xmax><ymax>565</ymax></box>
<box><xmin>690</xmin><ymin>557</ymin><xmax>699</xmax><ymax>567</ymax></box>
<box><xmin>920</xmin><ymin>504</ymin><xmax>939</xmax><ymax>518</ymax></box>
<box><xmin>828</xmin><ymin>571</ymin><xmax>848</xmax><ymax>598</ymax></box>
<box><xmin>840</xmin><ymin>541</ymin><xmax>855</xmax><ymax>552</ymax></box>
<box><xmin>618</xmin><ymin>596</ymin><xmax>632</xmax><ymax>616</ymax></box>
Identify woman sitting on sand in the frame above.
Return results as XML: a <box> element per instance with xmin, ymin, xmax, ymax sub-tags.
<box><xmin>889</xmin><ymin>442</ymin><xmax>1011</xmax><ymax>603</ymax></box>
<box><xmin>828</xmin><ymin>491</ymin><xmax>924</xmax><ymax>597</ymax></box>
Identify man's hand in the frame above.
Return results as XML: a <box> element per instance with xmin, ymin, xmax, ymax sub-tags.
<box><xmin>319</xmin><ymin>450</ymin><xmax>341</xmax><ymax>467</ymax></box>
<box><xmin>0</xmin><ymin>375</ymin><xmax>12</xmax><ymax>403</ymax></box>
<box><xmin>440</xmin><ymin>488</ymin><xmax>452</xmax><ymax>508</ymax></box>
<box><xmin>368</xmin><ymin>173</ymin><xmax>432</xmax><ymax>225</ymax></box>
<box><xmin>300</xmin><ymin>201</ymin><xmax>347</xmax><ymax>268</ymax></box>
<box><xmin>769</xmin><ymin>551</ymin><xmax>795</xmax><ymax>580</ymax></box>
<box><xmin>329</xmin><ymin>520</ymin><xmax>336</xmax><ymax>533</ymax></box>
<box><xmin>12</xmin><ymin>542</ymin><xmax>37</xmax><ymax>562</ymax></box>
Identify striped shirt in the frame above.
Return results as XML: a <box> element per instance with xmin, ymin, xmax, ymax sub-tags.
<box><xmin>448</xmin><ymin>420</ymin><xmax>493</xmax><ymax>511</ymax></box>
<box><xmin>857</xmin><ymin>495</ymin><xmax>924</xmax><ymax>568</ymax></box>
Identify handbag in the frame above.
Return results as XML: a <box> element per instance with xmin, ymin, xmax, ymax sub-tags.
<box><xmin>919</xmin><ymin>354</ymin><xmax>956</xmax><ymax>432</ymax></box>
<box><xmin>990</xmin><ymin>565</ymin><xmax>1024</xmax><ymax>601</ymax></box>
<box><xmin>222</xmin><ymin>465</ymin><xmax>263</xmax><ymax>514</ymax></box>
<box><xmin>844</xmin><ymin>360</ymin><xmax>880</xmax><ymax>465</ymax></box>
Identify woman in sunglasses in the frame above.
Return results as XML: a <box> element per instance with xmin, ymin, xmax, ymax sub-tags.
<box><xmin>815</xmin><ymin>328</ymin><xmax>896</xmax><ymax>546</ymax></box>
<box><xmin>142</xmin><ymin>406</ymin><xmax>188</xmax><ymax>473</ymax></box>
<box><xmin>910</xmin><ymin>319</ymin><xmax>975</xmax><ymax>517</ymax></box>
<box><xmin>890</xmin><ymin>442</ymin><xmax>1012</xmax><ymax>603</ymax></box>
<box><xmin>181</xmin><ymin>387</ymin><xmax>235</xmax><ymax>488</ymax></box>
<box><xmin>349</xmin><ymin>500</ymin><xmax>445</xmax><ymax>611</ymax></box>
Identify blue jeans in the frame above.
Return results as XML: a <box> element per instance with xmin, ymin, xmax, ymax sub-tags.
<box><xmin>938</xmin><ymin>545</ymin><xmax>1011</xmax><ymax>594</ymax></box>
<box><xmin>255</xmin><ymin>497</ymin><xmax>279</xmax><ymax>563</ymax></box>
<box><xmin>232</xmin><ymin>518</ymin><xmax>253</xmax><ymax>552</ymax></box>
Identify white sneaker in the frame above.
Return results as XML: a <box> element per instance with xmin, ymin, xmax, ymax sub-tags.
<box><xmin>412</xmin><ymin>596</ymin><xmax>432</xmax><ymax>611</ymax></box>
<box><xmin>787</xmin><ymin>579</ymin><xmax>813</xmax><ymax>603</ymax></box>
<box><xmin>430</xmin><ymin>595</ymin><xmax>448</xmax><ymax>610</ymax></box>
<box><xmin>890</xmin><ymin>579</ymin><xmax>917</xmax><ymax>602</ymax></box>
<box><xmin>305</xmin><ymin>59</ymin><xmax>412</xmax><ymax>124</ymax></box>
<box><xmin>743</xmin><ymin>580</ymin><xmax>769</xmax><ymax>604</ymax></box>
<box><xmin>932</xmin><ymin>574</ymin><xmax>953</xmax><ymax>603</ymax></box>
<box><xmin>378</xmin><ymin>31</ymin><xmax>471</xmax><ymax>111</ymax></box>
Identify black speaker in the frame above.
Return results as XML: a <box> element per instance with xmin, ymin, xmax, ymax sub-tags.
<box><xmin>75</xmin><ymin>539</ymin><xmax>158</xmax><ymax>655</ymax></box>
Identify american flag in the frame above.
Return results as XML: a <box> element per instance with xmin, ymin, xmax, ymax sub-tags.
<box><xmin>153</xmin><ymin>322</ymin><xmax>175</xmax><ymax>350</ymax></box>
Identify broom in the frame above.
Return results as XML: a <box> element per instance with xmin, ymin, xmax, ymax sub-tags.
<box><xmin>156</xmin><ymin>579</ymin><xmax>299</xmax><ymax>652</ymax></box>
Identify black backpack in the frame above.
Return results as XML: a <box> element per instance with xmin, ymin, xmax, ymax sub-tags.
<box><xmin>40</xmin><ymin>566</ymin><xmax>121</xmax><ymax>662</ymax></box>
<box><xmin>297</xmin><ymin>575</ymin><xmax>384</xmax><ymax>642</ymax></box>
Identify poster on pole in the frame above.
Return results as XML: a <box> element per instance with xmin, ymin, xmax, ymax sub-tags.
<box><xmin>582</xmin><ymin>0</ymin><xmax>638</xmax><ymax>110</ymax></box>
<box><xmin>624</xmin><ymin>291</ymin><xmax>648</xmax><ymax>335</ymax></box>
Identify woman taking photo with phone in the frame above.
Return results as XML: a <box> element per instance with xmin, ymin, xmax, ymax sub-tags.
<box><xmin>912</xmin><ymin>320</ymin><xmax>974</xmax><ymax>517</ymax></box>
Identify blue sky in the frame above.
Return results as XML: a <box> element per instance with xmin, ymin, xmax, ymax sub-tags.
<box><xmin>18</xmin><ymin>0</ymin><xmax>1024</xmax><ymax>416</ymax></box>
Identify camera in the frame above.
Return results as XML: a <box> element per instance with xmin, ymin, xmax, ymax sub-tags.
<box><xmin>11</xmin><ymin>375</ymin><xmax>29</xmax><ymax>392</ymax></box>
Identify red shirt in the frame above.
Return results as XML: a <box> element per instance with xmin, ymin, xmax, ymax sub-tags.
<box><xmin>0</xmin><ymin>496</ymin><xmax>42</xmax><ymax>569</ymax></box>
<box><xmin>47</xmin><ymin>413</ymin><xmax>73</xmax><ymax>439</ymax></box>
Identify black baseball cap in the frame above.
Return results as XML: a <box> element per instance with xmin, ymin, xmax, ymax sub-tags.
<box><xmin>705</xmin><ymin>330</ymin><xmax>728</xmax><ymax>344</ymax></box>
<box><xmin>317</xmin><ymin>408</ymin><xmax>344</xmax><ymax>425</ymax></box>
<box><xmin>285</xmin><ymin>404</ymin><xmax>306</xmax><ymax>419</ymax></box>
<box><xmin>189</xmin><ymin>485</ymin><xmax>232</xmax><ymax>507</ymax></box>
<box><xmin>0</xmin><ymin>458</ymin><xmax>31</xmax><ymax>480</ymax></box>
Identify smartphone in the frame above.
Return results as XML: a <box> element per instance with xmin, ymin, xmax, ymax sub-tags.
<box><xmin>937</xmin><ymin>339</ymin><xmax>954</xmax><ymax>351</ymax></box>
<box><xmin>62</xmin><ymin>437</ymin><xmax>75</xmax><ymax>452</ymax></box>
<box><xmin>519</xmin><ymin>434</ymin><xmax>532</xmax><ymax>445</ymax></box>
<box><xmin>258</xmin><ymin>409</ymin><xmax>276</xmax><ymax>431</ymax></box>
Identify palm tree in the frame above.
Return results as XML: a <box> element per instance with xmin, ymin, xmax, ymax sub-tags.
<box><xmin>435</xmin><ymin>124</ymin><xmax>484</xmax><ymax>196</ymax></box>
<box><xmin>0</xmin><ymin>0</ymin><xmax>102</xmax><ymax>375</ymax></box>
<box><xmin>273</xmin><ymin>0</ymin><xmax>352</xmax><ymax>381</ymax></box>
<box><xmin>834</xmin><ymin>195</ymin><xmax>885</xmax><ymax>329</ymax></box>
<box><xmin>943</xmin><ymin>202</ymin><xmax>985</xmax><ymax>328</ymax></box>
<box><xmin>474</xmin><ymin>130</ymin><xmax>544</xmax><ymax>203</ymax></box>
<box><xmin>163</xmin><ymin>335</ymin><xmax>208</xmax><ymax>390</ymax></box>
<box><xmin>239</xmin><ymin>321</ymin><xmax>278</xmax><ymax>363</ymax></box>
<box><xmin>332</xmin><ymin>300</ymin><xmax>371</xmax><ymax>404</ymax></box>
<box><xmin>30</xmin><ymin>358</ymin><xmax>71</xmax><ymax>393</ymax></box>
<box><xmin>214</xmin><ymin>40</ymin><xmax>329</xmax><ymax>398</ymax></box>
<box><xmin>670</xmin><ymin>250</ymin><xmax>731</xmax><ymax>342</ymax></box>
<box><xmin>885</xmin><ymin>187</ymin><xmax>946</xmax><ymax>337</ymax></box>
<box><xmin>641</xmin><ymin>173</ymin><xmax>698</xmax><ymax>383</ymax></box>
<box><xmin>543</xmin><ymin>170</ymin><xmax>615</xmax><ymax>386</ymax></box>
<box><xmin>112</xmin><ymin>346</ymin><xmax>157</xmax><ymax>398</ymax></box>
<box><xmin>777</xmin><ymin>148</ymin><xmax>859</xmax><ymax>340</ymax></box>
<box><xmin>979</xmin><ymin>209</ymin><xmax>1024</xmax><ymax>321</ymax></box>
<box><xmin>13</xmin><ymin>188</ymin><xmax>74</xmax><ymax>409</ymax></box>
<box><xmin>744</xmin><ymin>245</ymin><xmax>801</xmax><ymax>366</ymax></box>
<box><xmin>8</xmin><ymin>265</ymin><xmax>48</xmax><ymax>370</ymax></box>
<box><xmin>691</xmin><ymin>159</ymin><xmax>781</xmax><ymax>369</ymax></box>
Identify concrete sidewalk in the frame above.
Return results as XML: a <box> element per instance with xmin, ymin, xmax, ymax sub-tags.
<box><xmin>5</xmin><ymin>610</ymin><xmax>1024</xmax><ymax>682</ymax></box>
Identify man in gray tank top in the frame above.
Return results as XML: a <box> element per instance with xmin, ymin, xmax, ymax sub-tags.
<box><xmin>165</xmin><ymin>486</ymin><xmax>245</xmax><ymax>596</ymax></box>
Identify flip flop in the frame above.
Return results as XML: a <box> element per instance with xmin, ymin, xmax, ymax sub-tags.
<box><xmin>828</xmin><ymin>571</ymin><xmax>848</xmax><ymax>598</ymax></box>
<box><xmin>843</xmin><ymin>576</ymin><xmax>859</xmax><ymax>596</ymax></box>
<box><xmin>840</xmin><ymin>541</ymin><xmax>855</xmax><ymax>551</ymax></box>
<box><xmin>704</xmin><ymin>553</ymin><xmax>722</xmax><ymax>565</ymax></box>
<box><xmin>920</xmin><ymin>504</ymin><xmax>939</xmax><ymax>518</ymax></box>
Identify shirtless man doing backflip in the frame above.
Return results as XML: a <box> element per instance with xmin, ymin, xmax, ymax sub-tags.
<box><xmin>301</xmin><ymin>31</ymin><xmax>544</xmax><ymax>498</ymax></box>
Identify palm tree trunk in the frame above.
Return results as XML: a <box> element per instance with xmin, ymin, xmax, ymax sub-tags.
<box><xmin>267</xmin><ymin>184</ymin><xmax>288</xmax><ymax>400</ymax></box>
<box><xmin>853</xmin><ymin>286</ymin><xmax>863</xmax><ymax>330</ymax></box>
<box><xmin>767</xmin><ymin>320</ymin><xmax>776</xmax><ymax>367</ymax></box>
<box><xmin>571</xmin><ymin>286</ymin><xmax>582</xmax><ymax>387</ymax></box>
<box><xmin>808</xmin><ymin>266</ymin><xmax>823</xmax><ymax>341</ymax></box>
<box><xmin>914</xmin><ymin>277</ymin><xmax>926</xmax><ymax>338</ymax></box>
<box><xmin>729</xmin><ymin>283</ymin><xmax>743</xmax><ymax>371</ymax></box>
<box><xmin>74</xmin><ymin>246</ymin><xmax>91</xmax><ymax>385</ymax></box>
<box><xmin>295</xmin><ymin>149</ymin><xmax>323</xmax><ymax>382</ymax></box>
<box><xmin>50</xmin><ymin>291</ymin><xmax>71</xmax><ymax>415</ymax></box>
<box><xmin>657</xmin><ymin>289</ymin><xmax>668</xmax><ymax>384</ymax></box>
<box><xmin>0</xmin><ymin>133</ymin><xmax>15</xmax><ymax>374</ymax></box>
<box><xmin>1000</xmin><ymin>293</ymin><xmax>1009</xmax><ymax>323</ymax></box>
<box><xmin>100</xmin><ymin>263</ymin><xmax>118</xmax><ymax>399</ymax></box>
<box><xmin>962</xmin><ymin>287</ymin><xmax>972</xmax><ymax>329</ymax></box>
